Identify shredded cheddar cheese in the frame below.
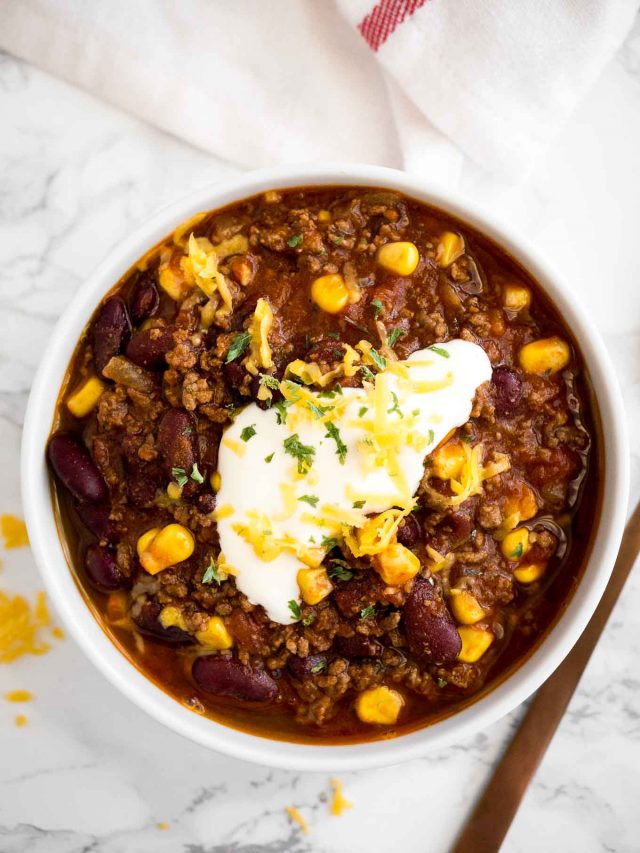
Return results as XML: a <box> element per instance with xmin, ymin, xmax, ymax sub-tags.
<box><xmin>1</xmin><ymin>514</ymin><xmax>29</xmax><ymax>549</ymax></box>
<box><xmin>244</xmin><ymin>298</ymin><xmax>273</xmax><ymax>375</ymax></box>
<box><xmin>0</xmin><ymin>590</ymin><xmax>51</xmax><ymax>662</ymax></box>
<box><xmin>286</xmin><ymin>806</ymin><xmax>310</xmax><ymax>835</ymax></box>
<box><xmin>15</xmin><ymin>714</ymin><xmax>27</xmax><ymax>728</ymax></box>
<box><xmin>5</xmin><ymin>689</ymin><xmax>32</xmax><ymax>702</ymax></box>
<box><xmin>330</xmin><ymin>778</ymin><xmax>352</xmax><ymax>816</ymax></box>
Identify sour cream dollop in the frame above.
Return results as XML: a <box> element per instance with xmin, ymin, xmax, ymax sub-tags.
<box><xmin>216</xmin><ymin>339</ymin><xmax>491</xmax><ymax>623</ymax></box>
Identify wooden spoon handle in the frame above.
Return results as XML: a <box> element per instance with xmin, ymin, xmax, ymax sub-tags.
<box><xmin>451</xmin><ymin>501</ymin><xmax>640</xmax><ymax>853</ymax></box>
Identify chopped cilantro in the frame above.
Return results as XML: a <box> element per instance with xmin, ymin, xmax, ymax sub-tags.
<box><xmin>387</xmin><ymin>327</ymin><xmax>405</xmax><ymax>347</ymax></box>
<box><xmin>225</xmin><ymin>330</ymin><xmax>251</xmax><ymax>363</ymax></box>
<box><xmin>361</xmin><ymin>365</ymin><xmax>375</xmax><ymax>382</ymax></box>
<box><xmin>387</xmin><ymin>391</ymin><xmax>403</xmax><ymax>418</ymax></box>
<box><xmin>510</xmin><ymin>542</ymin><xmax>524</xmax><ymax>559</ymax></box>
<box><xmin>436</xmin><ymin>677</ymin><xmax>448</xmax><ymax>689</ymax></box>
<box><xmin>461</xmin><ymin>433</ymin><xmax>474</xmax><ymax>444</ymax></box>
<box><xmin>352</xmin><ymin>500</ymin><xmax>366</xmax><ymax>509</ymax></box>
<box><xmin>369</xmin><ymin>347</ymin><xmax>387</xmax><ymax>371</ymax></box>
<box><xmin>310</xmin><ymin>659</ymin><xmax>327</xmax><ymax>674</ymax></box>
<box><xmin>427</xmin><ymin>429</ymin><xmax>435</xmax><ymax>444</ymax></box>
<box><xmin>288</xmin><ymin>600</ymin><xmax>302</xmax><ymax>620</ymax></box>
<box><xmin>171</xmin><ymin>467</ymin><xmax>188</xmax><ymax>487</ymax></box>
<box><xmin>358</xmin><ymin>406</ymin><xmax>368</xmax><ymax>418</ymax></box>
<box><xmin>287</xmin><ymin>234</ymin><xmax>303</xmax><ymax>248</ymax></box>
<box><xmin>259</xmin><ymin>373</ymin><xmax>280</xmax><ymax>391</ymax></box>
<box><xmin>274</xmin><ymin>399</ymin><xmax>293</xmax><ymax>425</ymax></box>
<box><xmin>284</xmin><ymin>433</ymin><xmax>316</xmax><ymax>474</ymax></box>
<box><xmin>298</xmin><ymin>494</ymin><xmax>319</xmax><ymax>507</ymax></box>
<box><xmin>412</xmin><ymin>408</ymin><xmax>420</xmax><ymax>417</ymax></box>
<box><xmin>240</xmin><ymin>424</ymin><xmax>257</xmax><ymax>442</ymax></box>
<box><xmin>302</xmin><ymin>612</ymin><xmax>316</xmax><ymax>627</ymax></box>
<box><xmin>264</xmin><ymin>452</ymin><xmax>275</xmax><ymax>463</ymax></box>
<box><xmin>202</xmin><ymin>558</ymin><xmax>221</xmax><ymax>585</ymax></box>
<box><xmin>321</xmin><ymin>536</ymin><xmax>338</xmax><ymax>550</ymax></box>
<box><xmin>360</xmin><ymin>604</ymin><xmax>376</xmax><ymax>620</ymax></box>
<box><xmin>190</xmin><ymin>463</ymin><xmax>204</xmax><ymax>484</ymax></box>
<box><xmin>226</xmin><ymin>402</ymin><xmax>237</xmax><ymax>420</ymax></box>
<box><xmin>328</xmin><ymin>560</ymin><xmax>354</xmax><ymax>581</ymax></box>
<box><xmin>325</xmin><ymin>421</ymin><xmax>347</xmax><ymax>464</ymax></box>
<box><xmin>371</xmin><ymin>298</ymin><xmax>383</xmax><ymax>319</ymax></box>
<box><xmin>327</xmin><ymin>331</ymin><xmax>340</xmax><ymax>340</ymax></box>
<box><xmin>317</xmin><ymin>388</ymin><xmax>336</xmax><ymax>399</ymax></box>
<box><xmin>428</xmin><ymin>344</ymin><xmax>450</xmax><ymax>358</ymax></box>
<box><xmin>333</xmin><ymin>383</ymin><xmax>344</xmax><ymax>395</ymax></box>
<box><xmin>306</xmin><ymin>400</ymin><xmax>332</xmax><ymax>419</ymax></box>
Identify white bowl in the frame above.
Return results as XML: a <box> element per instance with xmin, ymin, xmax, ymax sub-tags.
<box><xmin>21</xmin><ymin>164</ymin><xmax>629</xmax><ymax>771</ymax></box>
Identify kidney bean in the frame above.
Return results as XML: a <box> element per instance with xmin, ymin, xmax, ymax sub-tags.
<box><xmin>334</xmin><ymin>636</ymin><xmax>382</xmax><ymax>659</ymax></box>
<box><xmin>74</xmin><ymin>501</ymin><xmax>117</xmax><ymax>541</ymax></box>
<box><xmin>157</xmin><ymin>409</ymin><xmax>198</xmax><ymax>479</ymax></box>
<box><xmin>247</xmin><ymin>373</ymin><xmax>284</xmax><ymax>411</ymax></box>
<box><xmin>492</xmin><ymin>366</ymin><xmax>523</xmax><ymax>416</ymax></box>
<box><xmin>129</xmin><ymin>273</ymin><xmax>159</xmax><ymax>324</ymax></box>
<box><xmin>224</xmin><ymin>610</ymin><xmax>266</xmax><ymax>654</ymax></box>
<box><xmin>127</xmin><ymin>468</ymin><xmax>159</xmax><ymax>509</ymax></box>
<box><xmin>126</xmin><ymin>326</ymin><xmax>175</xmax><ymax>369</ymax></box>
<box><xmin>403</xmin><ymin>578</ymin><xmax>461</xmax><ymax>664</ymax></box>
<box><xmin>48</xmin><ymin>432</ymin><xmax>108</xmax><ymax>504</ymax></box>
<box><xmin>92</xmin><ymin>296</ymin><xmax>131</xmax><ymax>376</ymax></box>
<box><xmin>223</xmin><ymin>360</ymin><xmax>248</xmax><ymax>390</ymax></box>
<box><xmin>133</xmin><ymin>600</ymin><xmax>192</xmax><ymax>644</ymax></box>
<box><xmin>85</xmin><ymin>544</ymin><xmax>126</xmax><ymax>592</ymax></box>
<box><xmin>287</xmin><ymin>654</ymin><xmax>328</xmax><ymax>679</ymax></box>
<box><xmin>193</xmin><ymin>655</ymin><xmax>278</xmax><ymax>701</ymax></box>
<box><xmin>396</xmin><ymin>514</ymin><xmax>422</xmax><ymax>548</ymax></box>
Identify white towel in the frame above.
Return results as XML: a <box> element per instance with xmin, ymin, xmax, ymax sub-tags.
<box><xmin>1</xmin><ymin>0</ymin><xmax>637</xmax><ymax>183</ymax></box>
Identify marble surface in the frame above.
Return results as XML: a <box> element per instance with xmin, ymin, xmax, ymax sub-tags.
<box><xmin>1</xmin><ymin>19</ymin><xmax>640</xmax><ymax>851</ymax></box>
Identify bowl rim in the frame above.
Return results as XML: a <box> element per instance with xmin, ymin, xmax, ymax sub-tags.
<box><xmin>21</xmin><ymin>162</ymin><xmax>629</xmax><ymax>771</ymax></box>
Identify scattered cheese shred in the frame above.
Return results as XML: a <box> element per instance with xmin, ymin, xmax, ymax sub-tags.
<box><xmin>285</xmin><ymin>806</ymin><xmax>309</xmax><ymax>835</ymax></box>
<box><xmin>5</xmin><ymin>689</ymin><xmax>32</xmax><ymax>702</ymax></box>
<box><xmin>156</xmin><ymin>822</ymin><xmax>170</xmax><ymax>831</ymax></box>
<box><xmin>15</xmin><ymin>714</ymin><xmax>27</xmax><ymax>728</ymax></box>
<box><xmin>52</xmin><ymin>627</ymin><xmax>65</xmax><ymax>640</ymax></box>
<box><xmin>244</xmin><ymin>297</ymin><xmax>273</xmax><ymax>375</ymax></box>
<box><xmin>330</xmin><ymin>778</ymin><xmax>352</xmax><ymax>816</ymax></box>
<box><xmin>1</xmin><ymin>514</ymin><xmax>29</xmax><ymax>549</ymax></box>
<box><xmin>0</xmin><ymin>590</ymin><xmax>51</xmax><ymax>662</ymax></box>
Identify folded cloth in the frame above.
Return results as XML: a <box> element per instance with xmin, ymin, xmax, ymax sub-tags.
<box><xmin>1</xmin><ymin>0</ymin><xmax>637</xmax><ymax>183</ymax></box>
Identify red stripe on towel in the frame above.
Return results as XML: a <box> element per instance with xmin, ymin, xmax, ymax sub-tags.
<box><xmin>358</xmin><ymin>0</ymin><xmax>427</xmax><ymax>52</ymax></box>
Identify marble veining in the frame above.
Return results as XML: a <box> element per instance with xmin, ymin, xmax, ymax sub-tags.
<box><xmin>1</xmin><ymin>15</ymin><xmax>640</xmax><ymax>850</ymax></box>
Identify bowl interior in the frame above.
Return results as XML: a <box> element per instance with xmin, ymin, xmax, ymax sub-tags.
<box><xmin>21</xmin><ymin>164</ymin><xmax>629</xmax><ymax>770</ymax></box>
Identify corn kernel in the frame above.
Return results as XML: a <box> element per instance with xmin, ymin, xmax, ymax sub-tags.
<box><xmin>501</xmin><ymin>528</ymin><xmax>530</xmax><ymax>561</ymax></box>
<box><xmin>373</xmin><ymin>542</ymin><xmax>420</xmax><ymax>586</ymax></box>
<box><xmin>458</xmin><ymin>627</ymin><xmax>494</xmax><ymax>662</ymax></box>
<box><xmin>519</xmin><ymin>336</ymin><xmax>570</xmax><ymax>375</ymax></box>
<box><xmin>297</xmin><ymin>567</ymin><xmax>333</xmax><ymax>605</ymax></box>
<box><xmin>167</xmin><ymin>482</ymin><xmax>183</xmax><ymax>501</ymax></box>
<box><xmin>377</xmin><ymin>241</ymin><xmax>420</xmax><ymax>276</ymax></box>
<box><xmin>354</xmin><ymin>685</ymin><xmax>404</xmax><ymax>725</ymax></box>
<box><xmin>210</xmin><ymin>471</ymin><xmax>221</xmax><ymax>492</ymax></box>
<box><xmin>66</xmin><ymin>376</ymin><xmax>105</xmax><ymax>418</ymax></box>
<box><xmin>431</xmin><ymin>442</ymin><xmax>466</xmax><ymax>480</ymax></box>
<box><xmin>159</xmin><ymin>606</ymin><xmax>188</xmax><ymax>631</ymax></box>
<box><xmin>504</xmin><ymin>486</ymin><xmax>538</xmax><ymax>522</ymax></box>
<box><xmin>195</xmin><ymin>616</ymin><xmax>233</xmax><ymax>649</ymax></box>
<box><xmin>137</xmin><ymin>524</ymin><xmax>195</xmax><ymax>575</ymax></box>
<box><xmin>311</xmin><ymin>274</ymin><xmax>349</xmax><ymax>314</ymax></box>
<box><xmin>450</xmin><ymin>589</ymin><xmax>485</xmax><ymax>625</ymax></box>
<box><xmin>502</xmin><ymin>284</ymin><xmax>531</xmax><ymax>311</ymax></box>
<box><xmin>513</xmin><ymin>562</ymin><xmax>546</xmax><ymax>584</ymax></box>
<box><xmin>318</xmin><ymin>209</ymin><xmax>332</xmax><ymax>223</ymax></box>
<box><xmin>436</xmin><ymin>232</ymin><xmax>464</xmax><ymax>267</ymax></box>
